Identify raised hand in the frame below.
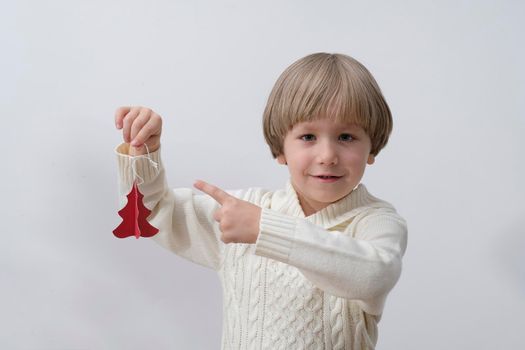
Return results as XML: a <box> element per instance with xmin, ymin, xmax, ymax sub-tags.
<box><xmin>115</xmin><ymin>106</ymin><xmax>162</xmax><ymax>156</ymax></box>
<box><xmin>193</xmin><ymin>180</ymin><xmax>262</xmax><ymax>244</ymax></box>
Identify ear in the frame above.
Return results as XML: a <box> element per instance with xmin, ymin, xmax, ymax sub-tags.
<box><xmin>367</xmin><ymin>154</ymin><xmax>375</xmax><ymax>165</ymax></box>
<box><xmin>277</xmin><ymin>154</ymin><xmax>287</xmax><ymax>165</ymax></box>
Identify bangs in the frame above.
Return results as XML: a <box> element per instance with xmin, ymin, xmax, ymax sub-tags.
<box><xmin>279</xmin><ymin>57</ymin><xmax>375</xmax><ymax>135</ymax></box>
<box><xmin>263</xmin><ymin>52</ymin><xmax>392</xmax><ymax>158</ymax></box>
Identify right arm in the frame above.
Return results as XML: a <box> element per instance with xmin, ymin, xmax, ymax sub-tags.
<box><xmin>115</xmin><ymin>142</ymin><xmax>233</xmax><ymax>271</ymax></box>
<box><xmin>113</xmin><ymin>106</ymin><xmax>231</xmax><ymax>270</ymax></box>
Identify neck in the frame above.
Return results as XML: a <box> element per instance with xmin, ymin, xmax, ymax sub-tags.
<box><xmin>297</xmin><ymin>194</ymin><xmax>327</xmax><ymax>217</ymax></box>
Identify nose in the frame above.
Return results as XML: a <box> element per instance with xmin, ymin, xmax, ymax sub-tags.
<box><xmin>316</xmin><ymin>140</ymin><xmax>338</xmax><ymax>165</ymax></box>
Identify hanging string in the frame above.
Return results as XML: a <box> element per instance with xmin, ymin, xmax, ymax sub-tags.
<box><xmin>130</xmin><ymin>143</ymin><xmax>160</xmax><ymax>186</ymax></box>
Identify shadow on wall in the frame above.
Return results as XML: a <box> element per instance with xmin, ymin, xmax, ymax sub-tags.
<box><xmin>491</xmin><ymin>218</ymin><xmax>525</xmax><ymax>296</ymax></box>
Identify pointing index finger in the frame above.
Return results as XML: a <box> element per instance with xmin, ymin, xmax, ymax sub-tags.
<box><xmin>194</xmin><ymin>180</ymin><xmax>230</xmax><ymax>205</ymax></box>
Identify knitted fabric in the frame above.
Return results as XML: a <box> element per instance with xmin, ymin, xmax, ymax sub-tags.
<box><xmin>115</xmin><ymin>143</ymin><xmax>408</xmax><ymax>350</ymax></box>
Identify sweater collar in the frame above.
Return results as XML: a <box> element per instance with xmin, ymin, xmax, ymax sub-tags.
<box><xmin>275</xmin><ymin>179</ymin><xmax>394</xmax><ymax>228</ymax></box>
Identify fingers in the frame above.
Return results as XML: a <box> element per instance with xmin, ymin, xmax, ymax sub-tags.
<box><xmin>132</xmin><ymin>112</ymin><xmax>162</xmax><ymax>147</ymax></box>
<box><xmin>129</xmin><ymin>108</ymin><xmax>150</xmax><ymax>144</ymax></box>
<box><xmin>193</xmin><ymin>180</ymin><xmax>231</xmax><ymax>205</ymax></box>
<box><xmin>115</xmin><ymin>106</ymin><xmax>162</xmax><ymax>147</ymax></box>
<box><xmin>114</xmin><ymin>106</ymin><xmax>130</xmax><ymax>129</ymax></box>
<box><xmin>120</xmin><ymin>107</ymin><xmax>141</xmax><ymax>143</ymax></box>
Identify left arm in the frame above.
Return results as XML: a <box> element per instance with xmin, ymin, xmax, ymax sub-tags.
<box><xmin>193</xmin><ymin>180</ymin><xmax>408</xmax><ymax>315</ymax></box>
<box><xmin>254</xmin><ymin>208</ymin><xmax>408</xmax><ymax>315</ymax></box>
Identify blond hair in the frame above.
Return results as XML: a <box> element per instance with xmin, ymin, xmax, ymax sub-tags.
<box><xmin>262</xmin><ymin>52</ymin><xmax>392</xmax><ymax>158</ymax></box>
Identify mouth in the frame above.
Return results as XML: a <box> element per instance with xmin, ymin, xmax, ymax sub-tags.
<box><xmin>313</xmin><ymin>174</ymin><xmax>342</xmax><ymax>179</ymax></box>
<box><xmin>312</xmin><ymin>175</ymin><xmax>343</xmax><ymax>182</ymax></box>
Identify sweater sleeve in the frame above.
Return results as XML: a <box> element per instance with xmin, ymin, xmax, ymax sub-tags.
<box><xmin>254</xmin><ymin>207</ymin><xmax>408</xmax><ymax>315</ymax></box>
<box><xmin>114</xmin><ymin>142</ymin><xmax>239</xmax><ymax>271</ymax></box>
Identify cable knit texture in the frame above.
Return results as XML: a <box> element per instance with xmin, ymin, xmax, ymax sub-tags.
<box><xmin>114</xmin><ymin>143</ymin><xmax>408</xmax><ymax>350</ymax></box>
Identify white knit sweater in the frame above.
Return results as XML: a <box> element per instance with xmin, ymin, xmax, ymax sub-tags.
<box><xmin>115</xmin><ymin>143</ymin><xmax>408</xmax><ymax>350</ymax></box>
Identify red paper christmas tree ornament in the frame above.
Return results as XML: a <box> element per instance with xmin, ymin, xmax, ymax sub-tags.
<box><xmin>113</xmin><ymin>179</ymin><xmax>159</xmax><ymax>239</ymax></box>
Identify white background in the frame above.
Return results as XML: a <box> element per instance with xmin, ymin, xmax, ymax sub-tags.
<box><xmin>1</xmin><ymin>0</ymin><xmax>524</xmax><ymax>349</ymax></box>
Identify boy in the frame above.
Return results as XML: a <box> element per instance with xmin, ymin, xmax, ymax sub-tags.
<box><xmin>114</xmin><ymin>52</ymin><xmax>407</xmax><ymax>349</ymax></box>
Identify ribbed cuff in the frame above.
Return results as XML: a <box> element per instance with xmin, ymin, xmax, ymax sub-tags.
<box><xmin>114</xmin><ymin>143</ymin><xmax>163</xmax><ymax>186</ymax></box>
<box><xmin>254</xmin><ymin>208</ymin><xmax>297</xmax><ymax>263</ymax></box>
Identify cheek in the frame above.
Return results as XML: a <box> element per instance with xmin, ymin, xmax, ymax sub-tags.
<box><xmin>288</xmin><ymin>148</ymin><xmax>310</xmax><ymax>163</ymax></box>
<box><xmin>342</xmin><ymin>152</ymin><xmax>363</xmax><ymax>164</ymax></box>
<box><xmin>288</xmin><ymin>152</ymin><xmax>312</xmax><ymax>174</ymax></box>
<box><xmin>341</xmin><ymin>151</ymin><xmax>369</xmax><ymax>170</ymax></box>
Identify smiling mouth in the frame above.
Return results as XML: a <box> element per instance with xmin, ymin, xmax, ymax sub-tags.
<box><xmin>313</xmin><ymin>175</ymin><xmax>342</xmax><ymax>179</ymax></box>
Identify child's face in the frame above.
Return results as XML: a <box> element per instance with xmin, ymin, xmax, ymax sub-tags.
<box><xmin>277</xmin><ymin>118</ymin><xmax>375</xmax><ymax>216</ymax></box>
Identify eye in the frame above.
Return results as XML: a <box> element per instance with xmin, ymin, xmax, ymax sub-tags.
<box><xmin>300</xmin><ymin>134</ymin><xmax>316</xmax><ymax>141</ymax></box>
<box><xmin>339</xmin><ymin>133</ymin><xmax>354</xmax><ymax>142</ymax></box>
